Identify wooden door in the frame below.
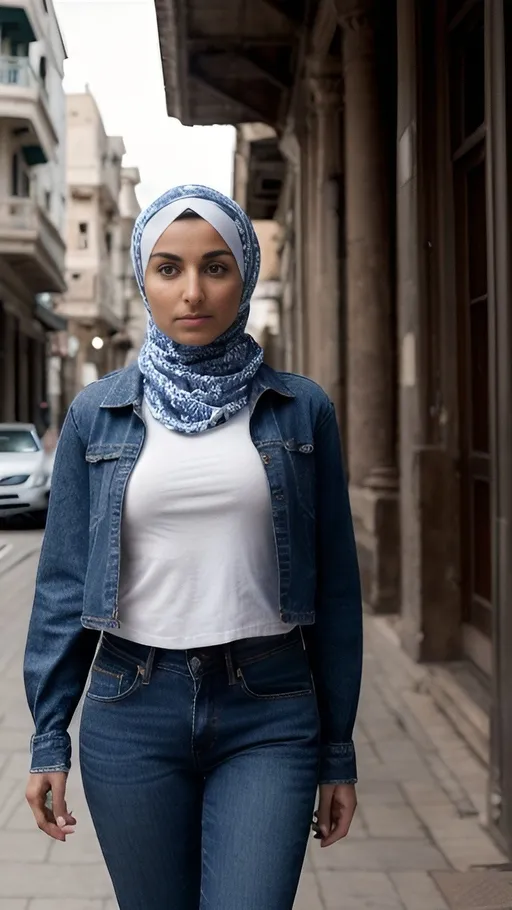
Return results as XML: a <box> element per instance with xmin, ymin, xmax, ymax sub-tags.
<box><xmin>449</xmin><ymin>0</ymin><xmax>493</xmax><ymax>673</ymax></box>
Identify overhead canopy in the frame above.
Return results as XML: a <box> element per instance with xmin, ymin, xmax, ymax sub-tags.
<box><xmin>154</xmin><ymin>0</ymin><xmax>309</xmax><ymax>129</ymax></box>
<box><xmin>35</xmin><ymin>301</ymin><xmax>67</xmax><ymax>332</ymax></box>
<box><xmin>0</xmin><ymin>7</ymin><xmax>36</xmax><ymax>45</ymax></box>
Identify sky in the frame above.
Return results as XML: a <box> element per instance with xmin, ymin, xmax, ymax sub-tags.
<box><xmin>53</xmin><ymin>0</ymin><xmax>236</xmax><ymax>209</ymax></box>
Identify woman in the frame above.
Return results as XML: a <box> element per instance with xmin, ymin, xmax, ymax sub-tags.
<box><xmin>24</xmin><ymin>184</ymin><xmax>363</xmax><ymax>910</ymax></box>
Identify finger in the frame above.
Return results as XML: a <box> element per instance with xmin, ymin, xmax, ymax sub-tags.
<box><xmin>51</xmin><ymin>775</ymin><xmax>68</xmax><ymax>821</ymax></box>
<box><xmin>316</xmin><ymin>787</ymin><xmax>335</xmax><ymax>839</ymax></box>
<box><xmin>29</xmin><ymin>796</ymin><xmax>68</xmax><ymax>842</ymax></box>
<box><xmin>51</xmin><ymin>777</ymin><xmax>76</xmax><ymax>833</ymax></box>
<box><xmin>321</xmin><ymin>803</ymin><xmax>357</xmax><ymax>847</ymax></box>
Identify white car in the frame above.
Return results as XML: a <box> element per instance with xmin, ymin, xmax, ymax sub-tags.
<box><xmin>0</xmin><ymin>424</ymin><xmax>53</xmax><ymax>519</ymax></box>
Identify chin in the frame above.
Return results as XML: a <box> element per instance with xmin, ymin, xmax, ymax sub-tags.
<box><xmin>172</xmin><ymin>329</ymin><xmax>219</xmax><ymax>346</ymax></box>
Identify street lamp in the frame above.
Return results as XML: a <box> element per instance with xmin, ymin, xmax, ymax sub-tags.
<box><xmin>91</xmin><ymin>336</ymin><xmax>104</xmax><ymax>350</ymax></box>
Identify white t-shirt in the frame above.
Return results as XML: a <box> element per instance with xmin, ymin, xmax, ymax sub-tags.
<box><xmin>110</xmin><ymin>401</ymin><xmax>295</xmax><ymax>648</ymax></box>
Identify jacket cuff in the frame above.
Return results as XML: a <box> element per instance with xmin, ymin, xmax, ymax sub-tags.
<box><xmin>318</xmin><ymin>741</ymin><xmax>357</xmax><ymax>785</ymax></box>
<box><xmin>30</xmin><ymin>731</ymin><xmax>71</xmax><ymax>774</ymax></box>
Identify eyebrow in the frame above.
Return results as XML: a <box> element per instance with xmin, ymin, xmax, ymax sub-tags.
<box><xmin>149</xmin><ymin>249</ymin><xmax>234</xmax><ymax>263</ymax></box>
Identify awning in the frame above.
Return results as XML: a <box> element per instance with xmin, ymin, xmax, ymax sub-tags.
<box><xmin>154</xmin><ymin>0</ymin><xmax>305</xmax><ymax>129</ymax></box>
<box><xmin>22</xmin><ymin>145</ymin><xmax>47</xmax><ymax>167</ymax></box>
<box><xmin>35</xmin><ymin>301</ymin><xmax>67</xmax><ymax>332</ymax></box>
<box><xmin>0</xmin><ymin>8</ymin><xmax>36</xmax><ymax>45</ymax></box>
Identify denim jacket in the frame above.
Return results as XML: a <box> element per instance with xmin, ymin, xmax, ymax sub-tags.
<box><xmin>24</xmin><ymin>362</ymin><xmax>363</xmax><ymax>784</ymax></box>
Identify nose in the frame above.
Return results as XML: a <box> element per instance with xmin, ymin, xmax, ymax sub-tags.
<box><xmin>182</xmin><ymin>268</ymin><xmax>204</xmax><ymax>306</ymax></box>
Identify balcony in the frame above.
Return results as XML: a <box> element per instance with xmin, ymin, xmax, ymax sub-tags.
<box><xmin>57</xmin><ymin>267</ymin><xmax>124</xmax><ymax>332</ymax></box>
<box><xmin>0</xmin><ymin>196</ymin><xmax>66</xmax><ymax>292</ymax></box>
<box><xmin>69</xmin><ymin>153</ymin><xmax>123</xmax><ymax>215</ymax></box>
<box><xmin>0</xmin><ymin>56</ymin><xmax>58</xmax><ymax>162</ymax></box>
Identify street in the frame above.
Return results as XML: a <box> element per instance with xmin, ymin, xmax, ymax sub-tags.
<box><xmin>0</xmin><ymin>529</ymin><xmax>506</xmax><ymax>909</ymax></box>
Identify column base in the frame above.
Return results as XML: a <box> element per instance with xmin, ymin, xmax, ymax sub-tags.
<box><xmin>350</xmin><ymin>482</ymin><xmax>400</xmax><ymax>614</ymax></box>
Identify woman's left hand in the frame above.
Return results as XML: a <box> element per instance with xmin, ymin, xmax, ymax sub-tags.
<box><xmin>314</xmin><ymin>783</ymin><xmax>357</xmax><ymax>847</ymax></box>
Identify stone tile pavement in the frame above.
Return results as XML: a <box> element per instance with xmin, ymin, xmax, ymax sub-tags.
<box><xmin>0</xmin><ymin>530</ymin><xmax>506</xmax><ymax>909</ymax></box>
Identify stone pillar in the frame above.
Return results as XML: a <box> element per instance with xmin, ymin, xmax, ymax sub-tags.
<box><xmin>309</xmin><ymin>71</ymin><xmax>343</xmax><ymax>417</ymax></box>
<box><xmin>335</xmin><ymin>2</ymin><xmax>399</xmax><ymax>612</ymax></box>
<box><xmin>341</xmin><ymin>8</ymin><xmax>396</xmax><ymax>488</ymax></box>
<box><xmin>303</xmin><ymin>104</ymin><xmax>319</xmax><ymax>380</ymax></box>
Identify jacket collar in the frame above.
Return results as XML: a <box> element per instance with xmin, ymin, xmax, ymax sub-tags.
<box><xmin>99</xmin><ymin>361</ymin><xmax>295</xmax><ymax>410</ymax></box>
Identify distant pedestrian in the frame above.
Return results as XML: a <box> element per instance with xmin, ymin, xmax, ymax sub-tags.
<box><xmin>23</xmin><ymin>185</ymin><xmax>363</xmax><ymax>910</ymax></box>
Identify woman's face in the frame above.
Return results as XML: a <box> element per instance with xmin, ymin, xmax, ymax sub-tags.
<box><xmin>143</xmin><ymin>217</ymin><xmax>244</xmax><ymax>346</ymax></box>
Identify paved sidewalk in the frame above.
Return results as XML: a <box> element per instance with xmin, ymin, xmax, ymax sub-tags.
<box><xmin>0</xmin><ymin>534</ymin><xmax>506</xmax><ymax>909</ymax></box>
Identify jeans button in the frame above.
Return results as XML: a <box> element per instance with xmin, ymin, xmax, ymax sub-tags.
<box><xmin>261</xmin><ymin>453</ymin><xmax>271</xmax><ymax>465</ymax></box>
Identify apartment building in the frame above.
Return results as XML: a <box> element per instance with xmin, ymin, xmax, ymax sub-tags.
<box><xmin>117</xmin><ymin>165</ymin><xmax>146</xmax><ymax>364</ymax></box>
<box><xmin>0</xmin><ymin>0</ymin><xmax>67</xmax><ymax>429</ymax></box>
<box><xmin>56</xmin><ymin>91</ymin><xmax>143</xmax><ymax>397</ymax></box>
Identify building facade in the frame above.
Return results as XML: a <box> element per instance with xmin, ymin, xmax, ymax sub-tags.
<box><xmin>154</xmin><ymin>0</ymin><xmax>512</xmax><ymax>856</ymax></box>
<box><xmin>117</xmin><ymin>166</ymin><xmax>146</xmax><ymax>364</ymax></box>
<box><xmin>55</xmin><ymin>91</ymin><xmax>143</xmax><ymax>399</ymax></box>
<box><xmin>0</xmin><ymin>0</ymin><xmax>67</xmax><ymax>431</ymax></box>
<box><xmin>234</xmin><ymin>123</ymin><xmax>284</xmax><ymax>369</ymax></box>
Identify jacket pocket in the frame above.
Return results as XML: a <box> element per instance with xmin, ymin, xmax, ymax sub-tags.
<box><xmin>283</xmin><ymin>438</ymin><xmax>315</xmax><ymax>517</ymax></box>
<box><xmin>85</xmin><ymin>446</ymin><xmax>124</xmax><ymax>530</ymax></box>
<box><xmin>236</xmin><ymin>637</ymin><xmax>313</xmax><ymax>700</ymax></box>
<box><xmin>86</xmin><ymin>641</ymin><xmax>143</xmax><ymax>703</ymax></box>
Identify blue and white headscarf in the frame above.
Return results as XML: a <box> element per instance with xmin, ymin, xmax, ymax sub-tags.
<box><xmin>132</xmin><ymin>184</ymin><xmax>263</xmax><ymax>434</ymax></box>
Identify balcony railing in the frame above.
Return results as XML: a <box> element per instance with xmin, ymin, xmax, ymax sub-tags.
<box><xmin>0</xmin><ymin>55</ymin><xmax>40</xmax><ymax>91</ymax></box>
<box><xmin>0</xmin><ymin>196</ymin><xmax>66</xmax><ymax>287</ymax></box>
<box><xmin>0</xmin><ymin>196</ymin><xmax>38</xmax><ymax>230</ymax></box>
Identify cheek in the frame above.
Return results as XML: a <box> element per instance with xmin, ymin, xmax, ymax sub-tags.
<box><xmin>144</xmin><ymin>277</ymin><xmax>176</xmax><ymax>317</ymax></box>
<box><xmin>212</xmin><ymin>284</ymin><xmax>243</xmax><ymax>319</ymax></box>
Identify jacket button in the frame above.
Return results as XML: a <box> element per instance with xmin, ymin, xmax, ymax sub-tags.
<box><xmin>299</xmin><ymin>444</ymin><xmax>314</xmax><ymax>454</ymax></box>
<box><xmin>261</xmin><ymin>453</ymin><xmax>271</xmax><ymax>465</ymax></box>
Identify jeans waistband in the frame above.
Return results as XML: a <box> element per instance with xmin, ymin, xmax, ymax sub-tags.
<box><xmin>101</xmin><ymin>627</ymin><xmax>304</xmax><ymax>683</ymax></box>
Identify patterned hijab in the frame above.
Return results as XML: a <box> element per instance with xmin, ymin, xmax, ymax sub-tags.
<box><xmin>132</xmin><ymin>185</ymin><xmax>263</xmax><ymax>434</ymax></box>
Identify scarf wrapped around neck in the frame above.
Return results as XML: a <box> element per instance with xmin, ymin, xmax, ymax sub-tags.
<box><xmin>132</xmin><ymin>184</ymin><xmax>263</xmax><ymax>434</ymax></box>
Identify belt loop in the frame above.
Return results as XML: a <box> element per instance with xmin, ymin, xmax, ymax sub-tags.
<box><xmin>224</xmin><ymin>644</ymin><xmax>237</xmax><ymax>686</ymax></box>
<box><xmin>142</xmin><ymin>647</ymin><xmax>156</xmax><ymax>685</ymax></box>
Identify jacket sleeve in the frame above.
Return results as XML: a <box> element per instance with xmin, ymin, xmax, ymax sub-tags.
<box><xmin>304</xmin><ymin>399</ymin><xmax>363</xmax><ymax>784</ymax></box>
<box><xmin>23</xmin><ymin>405</ymin><xmax>100</xmax><ymax>773</ymax></box>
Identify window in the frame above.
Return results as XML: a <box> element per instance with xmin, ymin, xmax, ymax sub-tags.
<box><xmin>72</xmin><ymin>272</ymin><xmax>81</xmax><ymax>280</ymax></box>
<box><xmin>105</xmin><ymin>231</ymin><xmax>112</xmax><ymax>254</ymax></box>
<box><xmin>11</xmin><ymin>152</ymin><xmax>30</xmax><ymax>198</ymax></box>
<box><xmin>44</xmin><ymin>190</ymin><xmax>51</xmax><ymax>211</ymax></box>
<box><xmin>0</xmin><ymin>430</ymin><xmax>39</xmax><ymax>453</ymax></box>
<box><xmin>77</xmin><ymin>222</ymin><xmax>89</xmax><ymax>250</ymax></box>
<box><xmin>39</xmin><ymin>56</ymin><xmax>47</xmax><ymax>88</ymax></box>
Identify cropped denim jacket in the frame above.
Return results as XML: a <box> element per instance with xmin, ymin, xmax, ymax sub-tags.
<box><xmin>23</xmin><ymin>362</ymin><xmax>363</xmax><ymax>784</ymax></box>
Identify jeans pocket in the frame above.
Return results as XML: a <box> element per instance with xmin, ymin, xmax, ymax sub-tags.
<box><xmin>237</xmin><ymin>639</ymin><xmax>313</xmax><ymax>700</ymax></box>
<box><xmin>86</xmin><ymin>643</ymin><xmax>144</xmax><ymax>703</ymax></box>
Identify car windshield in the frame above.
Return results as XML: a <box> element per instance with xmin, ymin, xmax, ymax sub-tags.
<box><xmin>0</xmin><ymin>430</ymin><xmax>39</xmax><ymax>453</ymax></box>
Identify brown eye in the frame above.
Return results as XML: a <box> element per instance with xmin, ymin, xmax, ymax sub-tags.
<box><xmin>207</xmin><ymin>263</ymin><xmax>227</xmax><ymax>276</ymax></box>
<box><xmin>159</xmin><ymin>265</ymin><xmax>177</xmax><ymax>277</ymax></box>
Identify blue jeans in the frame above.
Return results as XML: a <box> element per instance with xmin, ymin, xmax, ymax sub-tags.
<box><xmin>79</xmin><ymin>627</ymin><xmax>320</xmax><ymax>910</ymax></box>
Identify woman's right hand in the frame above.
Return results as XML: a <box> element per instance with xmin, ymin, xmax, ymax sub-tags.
<box><xmin>26</xmin><ymin>772</ymin><xmax>76</xmax><ymax>841</ymax></box>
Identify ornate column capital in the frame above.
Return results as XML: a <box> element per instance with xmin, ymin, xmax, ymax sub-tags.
<box><xmin>306</xmin><ymin>64</ymin><xmax>343</xmax><ymax>111</ymax></box>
